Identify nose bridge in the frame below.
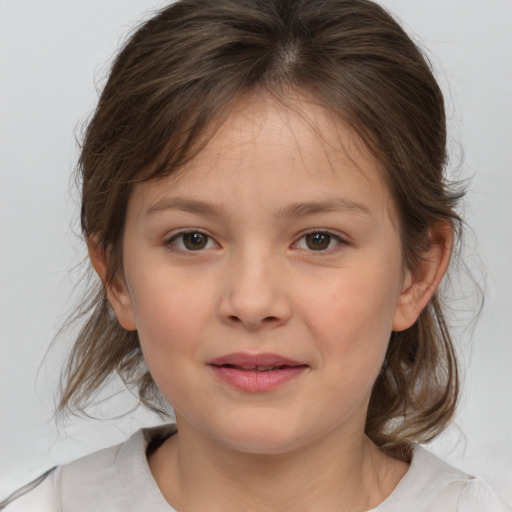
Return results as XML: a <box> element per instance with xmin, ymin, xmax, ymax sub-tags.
<box><xmin>220</xmin><ymin>241</ymin><xmax>291</xmax><ymax>329</ymax></box>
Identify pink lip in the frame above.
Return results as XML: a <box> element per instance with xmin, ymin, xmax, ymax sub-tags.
<box><xmin>208</xmin><ymin>352</ymin><xmax>309</xmax><ymax>392</ymax></box>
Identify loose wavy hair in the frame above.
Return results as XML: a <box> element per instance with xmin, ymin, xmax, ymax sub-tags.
<box><xmin>60</xmin><ymin>0</ymin><xmax>463</xmax><ymax>458</ymax></box>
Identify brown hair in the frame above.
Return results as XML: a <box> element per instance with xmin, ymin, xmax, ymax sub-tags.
<box><xmin>60</xmin><ymin>0</ymin><xmax>463</xmax><ymax>457</ymax></box>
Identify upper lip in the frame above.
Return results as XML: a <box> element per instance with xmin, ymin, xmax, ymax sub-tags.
<box><xmin>208</xmin><ymin>352</ymin><xmax>307</xmax><ymax>369</ymax></box>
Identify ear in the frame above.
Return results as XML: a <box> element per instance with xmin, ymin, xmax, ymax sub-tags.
<box><xmin>87</xmin><ymin>235</ymin><xmax>137</xmax><ymax>331</ymax></box>
<box><xmin>392</xmin><ymin>221</ymin><xmax>453</xmax><ymax>332</ymax></box>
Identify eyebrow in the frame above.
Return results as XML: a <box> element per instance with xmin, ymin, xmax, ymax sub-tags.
<box><xmin>145</xmin><ymin>197</ymin><xmax>372</xmax><ymax>218</ymax></box>
<box><xmin>277</xmin><ymin>199</ymin><xmax>372</xmax><ymax>219</ymax></box>
<box><xmin>145</xmin><ymin>198</ymin><xmax>220</xmax><ymax>216</ymax></box>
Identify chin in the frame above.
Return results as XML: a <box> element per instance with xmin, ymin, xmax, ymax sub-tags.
<box><xmin>207</xmin><ymin>415</ymin><xmax>312</xmax><ymax>456</ymax></box>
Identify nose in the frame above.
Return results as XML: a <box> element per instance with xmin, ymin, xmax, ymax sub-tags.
<box><xmin>218</xmin><ymin>249</ymin><xmax>292</xmax><ymax>330</ymax></box>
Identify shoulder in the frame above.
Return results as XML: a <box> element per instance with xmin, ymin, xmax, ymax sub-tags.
<box><xmin>457</xmin><ymin>477</ymin><xmax>511</xmax><ymax>512</ymax></box>
<box><xmin>375</xmin><ymin>445</ymin><xmax>511</xmax><ymax>512</ymax></box>
<box><xmin>412</xmin><ymin>447</ymin><xmax>510</xmax><ymax>511</ymax></box>
<box><xmin>0</xmin><ymin>424</ymin><xmax>177</xmax><ymax>512</ymax></box>
<box><xmin>0</xmin><ymin>440</ymin><xmax>123</xmax><ymax>512</ymax></box>
<box><xmin>0</xmin><ymin>467</ymin><xmax>60</xmax><ymax>512</ymax></box>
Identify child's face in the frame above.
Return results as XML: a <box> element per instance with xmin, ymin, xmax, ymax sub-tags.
<box><xmin>111</xmin><ymin>94</ymin><xmax>414</xmax><ymax>454</ymax></box>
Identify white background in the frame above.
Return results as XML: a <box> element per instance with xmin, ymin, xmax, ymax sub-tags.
<box><xmin>1</xmin><ymin>0</ymin><xmax>511</xmax><ymax>504</ymax></box>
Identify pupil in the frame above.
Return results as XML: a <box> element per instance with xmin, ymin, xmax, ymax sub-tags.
<box><xmin>184</xmin><ymin>232</ymin><xmax>207</xmax><ymax>250</ymax></box>
<box><xmin>306</xmin><ymin>233</ymin><xmax>330</xmax><ymax>250</ymax></box>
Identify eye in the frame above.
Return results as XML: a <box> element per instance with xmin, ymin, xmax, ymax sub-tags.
<box><xmin>294</xmin><ymin>231</ymin><xmax>344</xmax><ymax>251</ymax></box>
<box><xmin>167</xmin><ymin>231</ymin><xmax>217</xmax><ymax>251</ymax></box>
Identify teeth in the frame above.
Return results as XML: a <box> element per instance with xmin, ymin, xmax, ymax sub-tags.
<box><xmin>256</xmin><ymin>365</ymin><xmax>275</xmax><ymax>371</ymax></box>
<box><xmin>222</xmin><ymin>364</ymin><xmax>289</xmax><ymax>371</ymax></box>
<box><xmin>233</xmin><ymin>365</ymin><xmax>280</xmax><ymax>371</ymax></box>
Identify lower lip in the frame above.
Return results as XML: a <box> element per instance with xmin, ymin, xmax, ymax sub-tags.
<box><xmin>209</xmin><ymin>365</ymin><xmax>308</xmax><ymax>392</ymax></box>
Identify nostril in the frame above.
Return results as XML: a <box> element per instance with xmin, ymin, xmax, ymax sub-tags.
<box><xmin>226</xmin><ymin>314</ymin><xmax>279</xmax><ymax>328</ymax></box>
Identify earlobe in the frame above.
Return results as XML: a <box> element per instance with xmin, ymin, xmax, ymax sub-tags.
<box><xmin>392</xmin><ymin>222</ymin><xmax>453</xmax><ymax>332</ymax></box>
<box><xmin>87</xmin><ymin>235</ymin><xmax>137</xmax><ymax>331</ymax></box>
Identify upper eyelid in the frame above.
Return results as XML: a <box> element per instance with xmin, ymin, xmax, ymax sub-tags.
<box><xmin>164</xmin><ymin>228</ymin><xmax>345</xmax><ymax>238</ymax></box>
<box><xmin>166</xmin><ymin>228</ymin><xmax>214</xmax><ymax>240</ymax></box>
<box><xmin>291</xmin><ymin>230</ymin><xmax>350</xmax><ymax>254</ymax></box>
<box><xmin>163</xmin><ymin>228</ymin><xmax>349</xmax><ymax>248</ymax></box>
<box><xmin>294</xmin><ymin>229</ymin><xmax>348</xmax><ymax>243</ymax></box>
<box><xmin>165</xmin><ymin>229</ymin><xmax>220</xmax><ymax>250</ymax></box>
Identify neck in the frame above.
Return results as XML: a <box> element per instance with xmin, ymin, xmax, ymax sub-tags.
<box><xmin>148</xmin><ymin>420</ymin><xmax>408</xmax><ymax>512</ymax></box>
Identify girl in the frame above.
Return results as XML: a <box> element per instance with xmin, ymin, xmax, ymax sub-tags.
<box><xmin>1</xmin><ymin>0</ymin><xmax>510</xmax><ymax>510</ymax></box>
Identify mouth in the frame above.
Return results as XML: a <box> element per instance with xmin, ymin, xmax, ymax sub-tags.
<box><xmin>208</xmin><ymin>352</ymin><xmax>306</xmax><ymax>368</ymax></box>
<box><xmin>208</xmin><ymin>353</ymin><xmax>309</xmax><ymax>392</ymax></box>
<box><xmin>215</xmin><ymin>364</ymin><xmax>307</xmax><ymax>372</ymax></box>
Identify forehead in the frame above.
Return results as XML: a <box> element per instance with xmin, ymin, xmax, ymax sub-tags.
<box><xmin>186</xmin><ymin>94</ymin><xmax>379</xmax><ymax>180</ymax></box>
<box><xmin>130</xmin><ymin>93</ymin><xmax>395</xmax><ymax>220</ymax></box>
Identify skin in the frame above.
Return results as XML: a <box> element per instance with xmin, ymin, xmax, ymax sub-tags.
<box><xmin>90</xmin><ymin>93</ymin><xmax>452</xmax><ymax>511</ymax></box>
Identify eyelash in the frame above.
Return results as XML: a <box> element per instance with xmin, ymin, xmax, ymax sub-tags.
<box><xmin>164</xmin><ymin>230</ymin><xmax>348</xmax><ymax>254</ymax></box>
<box><xmin>165</xmin><ymin>230</ymin><xmax>217</xmax><ymax>252</ymax></box>
<box><xmin>293</xmin><ymin>231</ymin><xmax>347</xmax><ymax>253</ymax></box>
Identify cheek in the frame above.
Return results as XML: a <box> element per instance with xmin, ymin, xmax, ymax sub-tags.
<box><xmin>300</xmin><ymin>262</ymin><xmax>401</xmax><ymax>368</ymax></box>
<box><xmin>126</xmin><ymin>255</ymin><xmax>215</xmax><ymax>334</ymax></box>
<box><xmin>126</xmin><ymin>271</ymin><xmax>215</xmax><ymax>373</ymax></box>
<box><xmin>301</xmin><ymin>274</ymin><xmax>398</xmax><ymax>419</ymax></box>
<box><xmin>135</xmin><ymin>289</ymin><xmax>195</xmax><ymax>341</ymax></box>
<box><xmin>127</xmin><ymin>280</ymin><xmax>212</xmax><ymax>409</ymax></box>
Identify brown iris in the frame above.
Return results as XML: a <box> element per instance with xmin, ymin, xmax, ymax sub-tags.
<box><xmin>305</xmin><ymin>233</ymin><xmax>331</xmax><ymax>250</ymax></box>
<box><xmin>182</xmin><ymin>232</ymin><xmax>209</xmax><ymax>250</ymax></box>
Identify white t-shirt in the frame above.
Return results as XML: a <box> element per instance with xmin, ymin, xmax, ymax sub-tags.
<box><xmin>1</xmin><ymin>424</ymin><xmax>510</xmax><ymax>512</ymax></box>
